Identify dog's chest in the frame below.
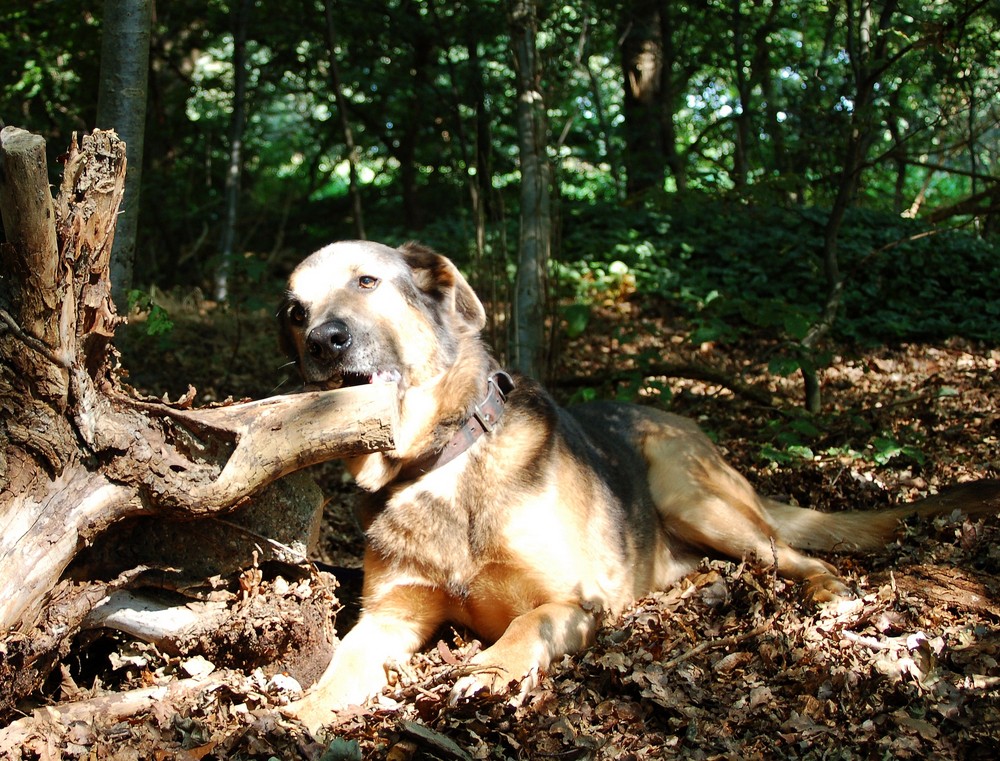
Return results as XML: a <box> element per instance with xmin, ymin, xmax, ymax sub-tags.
<box><xmin>364</xmin><ymin>472</ymin><xmax>501</xmax><ymax>592</ymax></box>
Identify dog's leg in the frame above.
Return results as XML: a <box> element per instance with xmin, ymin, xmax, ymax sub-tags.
<box><xmin>449</xmin><ymin>600</ymin><xmax>598</xmax><ymax>704</ymax></box>
<box><xmin>644</xmin><ymin>435</ymin><xmax>850</xmax><ymax>600</ymax></box>
<box><xmin>285</xmin><ymin>584</ymin><xmax>447</xmax><ymax>734</ymax></box>
<box><xmin>670</xmin><ymin>503</ymin><xmax>850</xmax><ymax>600</ymax></box>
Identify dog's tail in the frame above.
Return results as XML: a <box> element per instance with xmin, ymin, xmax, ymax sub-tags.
<box><xmin>763</xmin><ymin>479</ymin><xmax>1000</xmax><ymax>552</ymax></box>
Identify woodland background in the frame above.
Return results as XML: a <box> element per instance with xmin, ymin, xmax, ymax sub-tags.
<box><xmin>2</xmin><ymin>0</ymin><xmax>999</xmax><ymax>394</ymax></box>
<box><xmin>1</xmin><ymin>0</ymin><xmax>1000</xmax><ymax>759</ymax></box>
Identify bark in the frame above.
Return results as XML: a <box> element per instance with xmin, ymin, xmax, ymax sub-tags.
<box><xmin>656</xmin><ymin>3</ymin><xmax>692</xmax><ymax>195</ymax></box>
<box><xmin>731</xmin><ymin>0</ymin><xmax>783</xmax><ymax>195</ymax></box>
<box><xmin>925</xmin><ymin>183</ymin><xmax>1000</xmax><ymax>224</ymax></box>
<box><xmin>730</xmin><ymin>0</ymin><xmax>750</xmax><ymax>193</ymax></box>
<box><xmin>509</xmin><ymin>0</ymin><xmax>551</xmax><ymax>380</ymax></box>
<box><xmin>215</xmin><ymin>0</ymin><xmax>252</xmax><ymax>302</ymax></box>
<box><xmin>1</xmin><ymin>377</ymin><xmax>395</xmax><ymax>633</ymax></box>
<box><xmin>399</xmin><ymin>26</ymin><xmax>434</xmax><ymax>231</ymax></box>
<box><xmin>620</xmin><ymin>0</ymin><xmax>664</xmax><ymax>196</ymax></box>
<box><xmin>96</xmin><ymin>0</ymin><xmax>151</xmax><ymax>310</ymax></box>
<box><xmin>0</xmin><ymin>129</ymin><xmax>397</xmax><ymax>700</ymax></box>
<box><xmin>0</xmin><ymin>129</ymin><xmax>65</xmax><ymax>372</ymax></box>
<box><xmin>463</xmin><ymin>26</ymin><xmax>507</xmax><ymax>361</ymax></box>
<box><xmin>323</xmin><ymin>0</ymin><xmax>366</xmax><ymax>240</ymax></box>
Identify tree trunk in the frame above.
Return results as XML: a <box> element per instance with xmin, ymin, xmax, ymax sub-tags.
<box><xmin>464</xmin><ymin>29</ymin><xmax>508</xmax><ymax>363</ymax></box>
<box><xmin>0</xmin><ymin>128</ymin><xmax>397</xmax><ymax>706</ymax></box>
<box><xmin>215</xmin><ymin>0</ymin><xmax>252</xmax><ymax>302</ymax></box>
<box><xmin>399</xmin><ymin>25</ymin><xmax>434</xmax><ymax>231</ymax></box>
<box><xmin>620</xmin><ymin>0</ymin><xmax>665</xmax><ymax>197</ymax></box>
<box><xmin>730</xmin><ymin>0</ymin><xmax>750</xmax><ymax>194</ymax></box>
<box><xmin>657</xmin><ymin>3</ymin><xmax>692</xmax><ymax>194</ymax></box>
<box><xmin>323</xmin><ymin>0</ymin><xmax>366</xmax><ymax>240</ymax></box>
<box><xmin>96</xmin><ymin>0</ymin><xmax>151</xmax><ymax>311</ymax></box>
<box><xmin>509</xmin><ymin>0</ymin><xmax>551</xmax><ymax>380</ymax></box>
<box><xmin>799</xmin><ymin>0</ymin><xmax>901</xmax><ymax>412</ymax></box>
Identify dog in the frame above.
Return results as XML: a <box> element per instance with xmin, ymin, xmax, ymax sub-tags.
<box><xmin>278</xmin><ymin>239</ymin><xmax>999</xmax><ymax>732</ymax></box>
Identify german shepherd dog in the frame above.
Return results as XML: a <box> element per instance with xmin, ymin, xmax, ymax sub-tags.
<box><xmin>279</xmin><ymin>240</ymin><xmax>998</xmax><ymax>732</ymax></box>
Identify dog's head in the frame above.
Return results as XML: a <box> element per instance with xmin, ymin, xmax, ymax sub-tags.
<box><xmin>279</xmin><ymin>240</ymin><xmax>487</xmax><ymax>394</ymax></box>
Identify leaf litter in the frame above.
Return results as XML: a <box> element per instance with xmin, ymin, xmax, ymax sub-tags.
<box><xmin>2</xmin><ymin>305</ymin><xmax>998</xmax><ymax>759</ymax></box>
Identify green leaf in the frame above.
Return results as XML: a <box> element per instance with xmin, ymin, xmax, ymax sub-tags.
<box><xmin>768</xmin><ymin>356</ymin><xmax>802</xmax><ymax>377</ymax></box>
<box><xmin>870</xmin><ymin>436</ymin><xmax>924</xmax><ymax>466</ymax></box>
<box><xmin>783</xmin><ymin>312</ymin><xmax>812</xmax><ymax>340</ymax></box>
<box><xmin>570</xmin><ymin>386</ymin><xmax>598</xmax><ymax>404</ymax></box>
<box><xmin>145</xmin><ymin>305</ymin><xmax>175</xmax><ymax>336</ymax></box>
<box><xmin>786</xmin><ymin>444</ymin><xmax>815</xmax><ymax>460</ymax></box>
<box><xmin>788</xmin><ymin>418</ymin><xmax>822</xmax><ymax>438</ymax></box>
<box><xmin>319</xmin><ymin>739</ymin><xmax>362</xmax><ymax>761</ymax></box>
<box><xmin>759</xmin><ymin>443</ymin><xmax>813</xmax><ymax>464</ymax></box>
<box><xmin>563</xmin><ymin>303</ymin><xmax>591</xmax><ymax>339</ymax></box>
<box><xmin>871</xmin><ymin>436</ymin><xmax>902</xmax><ymax>464</ymax></box>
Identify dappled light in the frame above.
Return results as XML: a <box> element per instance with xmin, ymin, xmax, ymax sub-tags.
<box><xmin>2</xmin><ymin>0</ymin><xmax>998</xmax><ymax>758</ymax></box>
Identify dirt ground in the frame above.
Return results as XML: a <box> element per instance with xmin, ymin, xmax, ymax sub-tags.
<box><xmin>2</xmin><ymin>293</ymin><xmax>998</xmax><ymax>760</ymax></box>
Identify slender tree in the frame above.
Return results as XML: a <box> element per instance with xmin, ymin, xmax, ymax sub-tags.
<box><xmin>799</xmin><ymin>0</ymin><xmax>941</xmax><ymax>411</ymax></box>
<box><xmin>96</xmin><ymin>0</ymin><xmax>151</xmax><ymax>310</ymax></box>
<box><xmin>509</xmin><ymin>0</ymin><xmax>551</xmax><ymax>379</ymax></box>
<box><xmin>215</xmin><ymin>0</ymin><xmax>252</xmax><ymax>302</ymax></box>
<box><xmin>620</xmin><ymin>0</ymin><xmax>664</xmax><ymax>196</ymax></box>
<box><xmin>323</xmin><ymin>0</ymin><xmax>366</xmax><ymax>240</ymax></box>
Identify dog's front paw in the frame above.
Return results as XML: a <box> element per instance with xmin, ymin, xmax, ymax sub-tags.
<box><xmin>282</xmin><ymin>694</ymin><xmax>341</xmax><ymax>739</ymax></box>
<box><xmin>448</xmin><ymin>672</ymin><xmax>492</xmax><ymax>705</ymax></box>
<box><xmin>448</xmin><ymin>661</ymin><xmax>537</xmax><ymax>706</ymax></box>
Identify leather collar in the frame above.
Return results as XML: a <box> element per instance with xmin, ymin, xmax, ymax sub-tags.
<box><xmin>398</xmin><ymin>371</ymin><xmax>515</xmax><ymax>480</ymax></box>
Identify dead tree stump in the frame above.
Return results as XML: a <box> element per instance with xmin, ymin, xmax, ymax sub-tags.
<box><xmin>0</xmin><ymin>128</ymin><xmax>396</xmax><ymax>712</ymax></box>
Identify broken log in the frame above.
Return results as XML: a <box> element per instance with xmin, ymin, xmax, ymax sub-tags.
<box><xmin>0</xmin><ymin>380</ymin><xmax>396</xmax><ymax>633</ymax></box>
<box><xmin>0</xmin><ymin>127</ymin><xmax>396</xmax><ymax>708</ymax></box>
<box><xmin>0</xmin><ymin>127</ymin><xmax>64</xmax><ymax>365</ymax></box>
<box><xmin>0</xmin><ymin>675</ymin><xmax>229</xmax><ymax>752</ymax></box>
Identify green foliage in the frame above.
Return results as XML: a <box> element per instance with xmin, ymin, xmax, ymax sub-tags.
<box><xmin>318</xmin><ymin>738</ymin><xmax>362</xmax><ymax>761</ymax></box>
<box><xmin>551</xmin><ymin>190</ymin><xmax>998</xmax><ymax>419</ymax></box>
<box><xmin>757</xmin><ymin>412</ymin><xmax>824</xmax><ymax>464</ymax></box>
<box><xmin>2</xmin><ymin>0</ymin><xmax>997</xmax><ymax>348</ymax></box>
<box><xmin>555</xmin><ymin>192</ymin><xmax>1000</xmax><ymax>361</ymax></box>
<box><xmin>127</xmin><ymin>289</ymin><xmax>175</xmax><ymax>339</ymax></box>
<box><xmin>754</xmin><ymin>407</ymin><xmax>927</xmax><ymax>469</ymax></box>
<box><xmin>568</xmin><ymin>385</ymin><xmax>599</xmax><ymax>405</ymax></box>
<box><xmin>869</xmin><ymin>435</ymin><xmax>926</xmax><ymax>467</ymax></box>
<box><xmin>561</xmin><ymin>302</ymin><xmax>591</xmax><ymax>339</ymax></box>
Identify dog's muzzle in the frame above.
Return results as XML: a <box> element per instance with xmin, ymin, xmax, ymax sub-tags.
<box><xmin>307</xmin><ymin>318</ymin><xmax>352</xmax><ymax>362</ymax></box>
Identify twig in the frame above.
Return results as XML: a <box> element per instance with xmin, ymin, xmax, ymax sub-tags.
<box><xmin>662</xmin><ymin>615</ymin><xmax>777</xmax><ymax>671</ymax></box>
<box><xmin>839</xmin><ymin>630</ymin><xmax>906</xmax><ymax>652</ymax></box>
<box><xmin>0</xmin><ymin>307</ymin><xmax>69</xmax><ymax>368</ymax></box>
<box><xmin>557</xmin><ymin>360</ymin><xmax>777</xmax><ymax>407</ymax></box>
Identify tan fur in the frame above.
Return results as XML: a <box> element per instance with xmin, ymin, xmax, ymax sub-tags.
<box><xmin>279</xmin><ymin>240</ymin><xmax>1000</xmax><ymax>734</ymax></box>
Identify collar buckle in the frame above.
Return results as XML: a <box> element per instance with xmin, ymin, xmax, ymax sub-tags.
<box><xmin>472</xmin><ymin>371</ymin><xmax>514</xmax><ymax>433</ymax></box>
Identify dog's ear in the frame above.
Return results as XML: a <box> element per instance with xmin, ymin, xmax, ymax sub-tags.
<box><xmin>399</xmin><ymin>241</ymin><xmax>487</xmax><ymax>332</ymax></box>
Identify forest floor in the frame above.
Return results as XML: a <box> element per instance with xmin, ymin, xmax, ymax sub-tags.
<box><xmin>4</xmin><ymin>292</ymin><xmax>999</xmax><ymax>760</ymax></box>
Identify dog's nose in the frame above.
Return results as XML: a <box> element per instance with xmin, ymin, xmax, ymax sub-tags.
<box><xmin>307</xmin><ymin>319</ymin><xmax>352</xmax><ymax>360</ymax></box>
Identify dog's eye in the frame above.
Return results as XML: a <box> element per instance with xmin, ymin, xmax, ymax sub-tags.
<box><xmin>288</xmin><ymin>303</ymin><xmax>306</xmax><ymax>326</ymax></box>
<box><xmin>358</xmin><ymin>275</ymin><xmax>380</xmax><ymax>290</ymax></box>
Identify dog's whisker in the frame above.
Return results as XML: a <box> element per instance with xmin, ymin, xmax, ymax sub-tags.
<box><xmin>269</xmin><ymin>375</ymin><xmax>303</xmax><ymax>395</ymax></box>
